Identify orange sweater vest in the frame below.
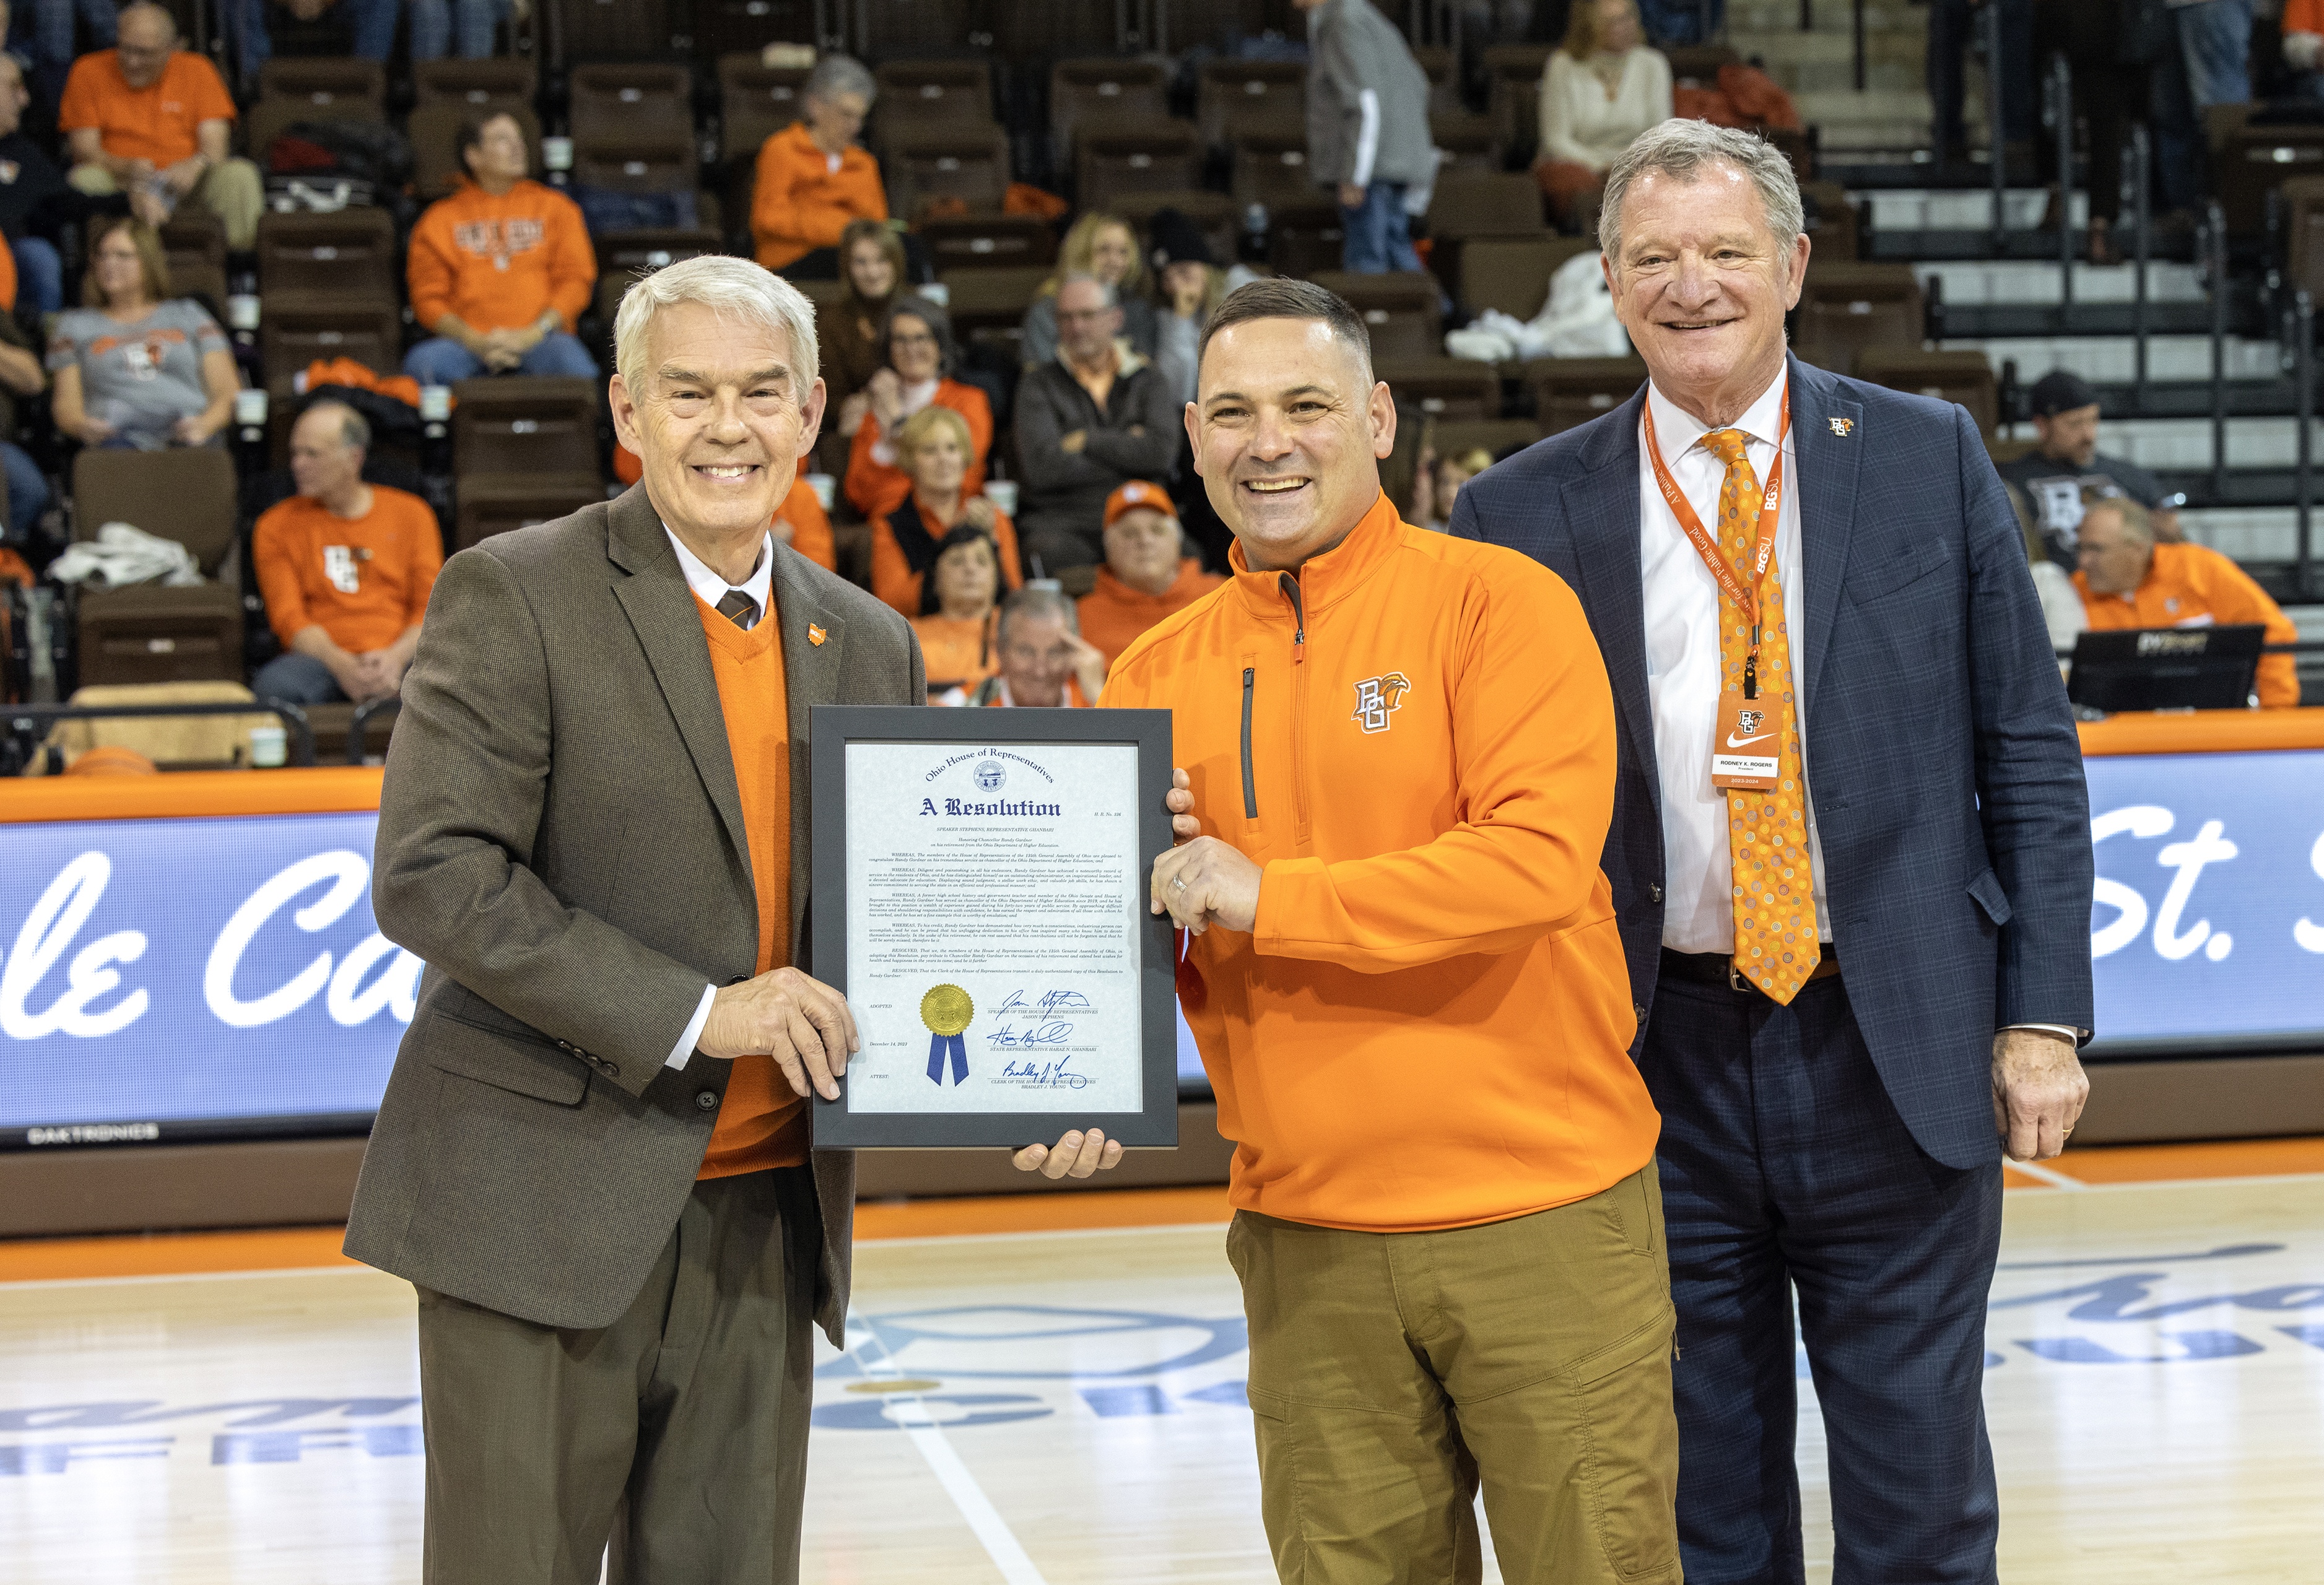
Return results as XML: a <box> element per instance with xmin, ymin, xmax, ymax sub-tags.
<box><xmin>692</xmin><ymin>594</ymin><xmax>807</xmax><ymax>1178</ymax></box>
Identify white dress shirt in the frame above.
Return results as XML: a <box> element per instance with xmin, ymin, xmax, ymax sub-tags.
<box><xmin>1640</xmin><ymin>368</ymin><xmax>1830</xmax><ymax>955</ymax></box>
<box><xmin>661</xmin><ymin>527</ymin><xmax>773</xmax><ymax>1069</ymax></box>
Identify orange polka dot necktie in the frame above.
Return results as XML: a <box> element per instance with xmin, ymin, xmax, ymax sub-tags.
<box><xmin>1700</xmin><ymin>427</ymin><xmax>1821</xmax><ymax>1003</ymax></box>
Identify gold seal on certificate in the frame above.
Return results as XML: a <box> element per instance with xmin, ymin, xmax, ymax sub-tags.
<box><xmin>920</xmin><ymin>983</ymin><xmax>974</xmax><ymax>1087</ymax></box>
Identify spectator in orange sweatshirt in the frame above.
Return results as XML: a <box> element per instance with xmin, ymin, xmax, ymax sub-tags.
<box><xmin>1076</xmin><ymin>479</ymin><xmax>1222</xmax><ymax>664</ymax></box>
<box><xmin>1086</xmin><ymin>279</ymin><xmax>1676</xmax><ymax>1581</ymax></box>
<box><xmin>751</xmin><ymin>54</ymin><xmax>888</xmax><ymax>276</ymax></box>
<box><xmin>2075</xmin><ymin>492</ymin><xmax>2301</xmax><ymax>705</ymax></box>
<box><xmin>251</xmin><ymin>401</ymin><xmax>443</xmax><ymax>704</ymax></box>
<box><xmin>404</xmin><ymin>111</ymin><xmax>597</xmax><ymax>386</ymax></box>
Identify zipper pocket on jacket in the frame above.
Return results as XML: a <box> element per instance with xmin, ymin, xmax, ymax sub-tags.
<box><xmin>1240</xmin><ymin>666</ymin><xmax>1258</xmax><ymax>819</ymax></box>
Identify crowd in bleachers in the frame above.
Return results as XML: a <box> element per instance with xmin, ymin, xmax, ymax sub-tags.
<box><xmin>0</xmin><ymin>0</ymin><xmax>2310</xmax><ymax>771</ymax></box>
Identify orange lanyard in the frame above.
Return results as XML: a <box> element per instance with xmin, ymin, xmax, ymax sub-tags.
<box><xmin>1642</xmin><ymin>389</ymin><xmax>1791</xmax><ymax>698</ymax></box>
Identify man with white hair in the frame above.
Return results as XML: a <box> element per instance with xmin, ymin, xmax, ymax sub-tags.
<box><xmin>1453</xmin><ymin>119</ymin><xmax>2096</xmax><ymax>1582</ymax></box>
<box><xmin>346</xmin><ymin>257</ymin><xmax>1126</xmax><ymax>1581</ymax></box>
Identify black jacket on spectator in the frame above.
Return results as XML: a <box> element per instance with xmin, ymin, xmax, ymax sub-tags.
<box><xmin>1014</xmin><ymin>348</ymin><xmax>1180</xmax><ymax>555</ymax></box>
<box><xmin>0</xmin><ymin>131</ymin><xmax>94</xmax><ymax>245</ymax></box>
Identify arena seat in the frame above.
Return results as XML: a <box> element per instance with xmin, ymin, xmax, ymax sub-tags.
<box><xmin>873</xmin><ymin>59</ymin><xmax>996</xmax><ymax>137</ymax></box>
<box><xmin>886</xmin><ymin>125</ymin><xmax>1012</xmax><ymax>222</ymax></box>
<box><xmin>1312</xmin><ymin>271</ymin><xmax>1443</xmax><ymax>362</ymax></box>
<box><xmin>1076</xmin><ymin>119</ymin><xmax>1204</xmax><ymax>211</ymax></box>
<box><xmin>451</xmin><ymin>378</ymin><xmax>602</xmax><ymax>483</ymax></box>
<box><xmin>1196</xmin><ymin>59</ymin><xmax>1304</xmax><ymax>150</ymax></box>
<box><xmin>255</xmin><ymin>209</ymin><xmax>399</xmax><ymax>302</ymax></box>
<box><xmin>918</xmin><ymin>214</ymin><xmax>1059</xmax><ymax>273</ymax></box>
<box><xmin>1050</xmin><ymin>59</ymin><xmax>1172</xmax><ymax>172</ymax></box>
<box><xmin>1523</xmin><ymin>355</ymin><xmax>1650</xmax><ymax>435</ymax></box>
<box><xmin>1426</xmin><ymin>418</ymin><xmax>1547</xmax><ymax>462</ymax></box>
<box><xmin>411</xmin><ymin>56</ymin><xmax>536</xmax><ymax>114</ymax></box>
<box><xmin>718</xmin><ymin>54</ymin><xmax>813</xmax><ymax>163</ymax></box>
<box><xmin>1375</xmin><ymin>357</ymin><xmax>1502</xmax><ymax>421</ymax></box>
<box><xmin>549</xmin><ymin>0</ymin><xmax>677</xmax><ymax>64</ymax></box>
<box><xmin>455</xmin><ymin>479</ymin><xmax>607</xmax><ymax>552</ymax></box>
<box><xmin>1109</xmin><ymin>189</ymin><xmax>1240</xmax><ymax>273</ymax></box>
<box><xmin>692</xmin><ymin>0</ymin><xmax>817</xmax><ymax>64</ymax></box>
<box><xmin>1268</xmin><ymin>198</ymin><xmax>1347</xmax><ymax>277</ymax></box>
<box><xmin>1458</xmin><ymin>235</ymin><xmax>1596</xmax><ymax>320</ymax></box>
<box><xmin>1482</xmin><ymin>44</ymin><xmax>1553</xmax><ymax>167</ymax></box>
<box><xmin>1230</xmin><ymin>125</ymin><xmax>1316</xmax><ymax>213</ymax></box>
<box><xmin>67</xmin><ymin>449</ymin><xmax>243</xmax><ymax>688</ymax></box>
<box><xmin>258</xmin><ymin>297</ymin><xmax>405</xmax><ymax>386</ymax></box>
<box><xmin>1791</xmin><ymin>261</ymin><xmax>1924</xmax><ymax>376</ymax></box>
<box><xmin>570</xmin><ymin>64</ymin><xmax>695</xmax><ymax>152</ymax></box>
<box><xmin>1852</xmin><ymin>348</ymin><xmax>2000</xmax><ymax>435</ymax></box>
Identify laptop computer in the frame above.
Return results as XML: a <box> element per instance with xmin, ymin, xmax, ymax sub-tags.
<box><xmin>2066</xmin><ymin>625</ymin><xmax>2268</xmax><ymax>712</ymax></box>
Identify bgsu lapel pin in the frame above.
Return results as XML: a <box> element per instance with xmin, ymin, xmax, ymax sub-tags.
<box><xmin>807</xmin><ymin>623</ymin><xmax>827</xmax><ymax>647</ymax></box>
<box><xmin>1827</xmin><ymin>417</ymin><xmax>1855</xmax><ymax>437</ymax></box>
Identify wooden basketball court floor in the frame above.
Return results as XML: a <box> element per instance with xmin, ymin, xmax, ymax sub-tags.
<box><xmin>5</xmin><ymin>1139</ymin><xmax>2323</xmax><ymax>1584</ymax></box>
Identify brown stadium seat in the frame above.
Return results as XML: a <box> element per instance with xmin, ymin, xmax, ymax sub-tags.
<box><xmin>412</xmin><ymin>56</ymin><xmax>536</xmax><ymax>113</ymax></box>
<box><xmin>2217</xmin><ymin>124</ymin><xmax>2324</xmax><ymax>238</ymax></box>
<box><xmin>2282</xmin><ymin>176</ymin><xmax>2324</xmax><ymax>303</ymax></box>
<box><xmin>873</xmin><ymin>59</ymin><xmax>995</xmax><ymax>139</ymax></box>
<box><xmin>692</xmin><ymin>0</ymin><xmax>816</xmax><ymax>63</ymax></box>
<box><xmin>255</xmin><ymin>209</ymin><xmax>399</xmax><ymax>301</ymax></box>
<box><xmin>259</xmin><ymin>295</ymin><xmax>404</xmax><ymax>385</ymax></box>
<box><xmin>256</xmin><ymin>56</ymin><xmax>386</xmax><ymax>112</ymax></box>
<box><xmin>718</xmin><ymin>55</ymin><xmax>813</xmax><ymax>163</ymax></box>
<box><xmin>1197</xmin><ymin>58</ymin><xmax>1305</xmax><ymax>149</ymax></box>
<box><xmin>1852</xmin><ymin>349</ymin><xmax>2000</xmax><ymax>435</ymax></box>
<box><xmin>1791</xmin><ymin>261</ymin><xmax>1923</xmax><ymax>376</ymax></box>
<box><xmin>941</xmin><ymin>265</ymin><xmax>1050</xmax><ymax>360</ymax></box>
<box><xmin>451</xmin><ymin>378</ymin><xmax>601</xmax><ymax>482</ymax></box>
<box><xmin>1231</xmin><ymin>124</ymin><xmax>1318</xmax><ymax>212</ymax></box>
<box><xmin>1050</xmin><ymin>59</ymin><xmax>1172</xmax><ymax>170</ymax></box>
<box><xmin>1482</xmin><ymin>44</ymin><xmax>1553</xmax><ymax>166</ymax></box>
<box><xmin>1110</xmin><ymin>189</ymin><xmax>1240</xmax><ymax>272</ymax></box>
<box><xmin>1525</xmin><ymin>355</ymin><xmax>1650</xmax><ymax>435</ymax></box>
<box><xmin>549</xmin><ymin>0</ymin><xmax>676</xmax><ymax>64</ymax></box>
<box><xmin>569</xmin><ymin>64</ymin><xmax>694</xmax><ymax>150</ymax></box>
<box><xmin>1433</xmin><ymin>113</ymin><xmax>1499</xmax><ymax>176</ymax></box>
<box><xmin>1077</xmin><ymin>119</ymin><xmax>1204</xmax><ymax>210</ymax></box>
<box><xmin>886</xmin><ymin>126</ymin><xmax>1012</xmax><ymax>221</ymax></box>
<box><xmin>1375</xmin><ymin>357</ymin><xmax>1502</xmax><ymax>422</ymax></box>
<box><xmin>69</xmin><ymin>449</ymin><xmax>243</xmax><ymax>687</ymax></box>
<box><xmin>1268</xmin><ymin>198</ymin><xmax>1346</xmax><ymax>277</ymax></box>
<box><xmin>1312</xmin><ymin>271</ymin><xmax>1443</xmax><ymax>362</ymax></box>
<box><xmin>1427</xmin><ymin>418</ymin><xmax>1546</xmax><ymax>462</ymax></box>
<box><xmin>592</xmin><ymin>229</ymin><xmax>724</xmax><ymax>324</ymax></box>
<box><xmin>1800</xmin><ymin>180</ymin><xmax>1860</xmax><ymax>263</ymax></box>
<box><xmin>570</xmin><ymin>143</ymin><xmax>699</xmax><ymax>203</ymax></box>
<box><xmin>1458</xmin><ymin>235</ymin><xmax>1597</xmax><ymax>320</ymax></box>
<box><xmin>919</xmin><ymin>214</ymin><xmax>1059</xmax><ymax>274</ymax></box>
<box><xmin>455</xmin><ymin>479</ymin><xmax>607</xmax><ymax>552</ymax></box>
<box><xmin>410</xmin><ymin>102</ymin><xmax>542</xmax><ymax>199</ymax></box>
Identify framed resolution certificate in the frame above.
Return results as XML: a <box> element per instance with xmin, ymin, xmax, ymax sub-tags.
<box><xmin>807</xmin><ymin>706</ymin><xmax>1180</xmax><ymax>1149</ymax></box>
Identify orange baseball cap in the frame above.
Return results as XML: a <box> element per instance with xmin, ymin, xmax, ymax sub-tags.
<box><xmin>1102</xmin><ymin>480</ymin><xmax>1175</xmax><ymax>531</ymax></box>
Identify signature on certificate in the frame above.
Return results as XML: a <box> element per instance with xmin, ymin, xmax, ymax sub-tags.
<box><xmin>1000</xmin><ymin>1054</ymin><xmax>1094</xmax><ymax>1088</ymax></box>
<box><xmin>987</xmin><ymin>1020</ymin><xmax>1073</xmax><ymax>1049</ymax></box>
<box><xmin>996</xmin><ymin>987</ymin><xmax>1095</xmax><ymax>1018</ymax></box>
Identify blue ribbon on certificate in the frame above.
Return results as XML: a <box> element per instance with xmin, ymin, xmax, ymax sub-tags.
<box><xmin>926</xmin><ymin>1031</ymin><xmax>967</xmax><ymax>1085</ymax></box>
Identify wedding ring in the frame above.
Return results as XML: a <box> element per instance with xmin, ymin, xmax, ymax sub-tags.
<box><xmin>1172</xmin><ymin>876</ymin><xmax>1187</xmax><ymax>891</ymax></box>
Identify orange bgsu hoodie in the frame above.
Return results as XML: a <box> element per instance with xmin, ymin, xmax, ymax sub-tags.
<box><xmin>1102</xmin><ymin>493</ymin><xmax>1658</xmax><ymax>1233</ymax></box>
<box><xmin>408</xmin><ymin>177</ymin><xmax>596</xmax><ymax>337</ymax></box>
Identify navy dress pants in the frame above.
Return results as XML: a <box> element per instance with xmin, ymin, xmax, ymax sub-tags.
<box><xmin>1640</xmin><ymin>967</ymin><xmax>2004</xmax><ymax>1585</ymax></box>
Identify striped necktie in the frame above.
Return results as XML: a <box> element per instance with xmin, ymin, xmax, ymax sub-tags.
<box><xmin>715</xmin><ymin>588</ymin><xmax>759</xmax><ymax>630</ymax></box>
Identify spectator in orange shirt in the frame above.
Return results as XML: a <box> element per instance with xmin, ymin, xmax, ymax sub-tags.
<box><xmin>2288</xmin><ymin>0</ymin><xmax>2324</xmax><ymax>92</ymax></box>
<box><xmin>251</xmin><ymin>402</ymin><xmax>444</xmax><ymax>705</ymax></box>
<box><xmin>751</xmin><ymin>54</ymin><xmax>887</xmax><ymax>276</ymax></box>
<box><xmin>908</xmin><ymin>526</ymin><xmax>1003</xmax><ymax>700</ymax></box>
<box><xmin>1076</xmin><ymin>480</ymin><xmax>1222</xmax><ymax>665</ymax></box>
<box><xmin>59</xmin><ymin>2</ymin><xmax>264</xmax><ymax>248</ymax></box>
<box><xmin>845</xmin><ymin>297</ymin><xmax>993</xmax><ymax>521</ymax></box>
<box><xmin>404</xmin><ymin>112</ymin><xmax>598</xmax><ymax>386</ymax></box>
<box><xmin>2074</xmin><ymin>492</ymin><xmax>2301</xmax><ymax>706</ymax></box>
<box><xmin>870</xmin><ymin>402</ymin><xmax>1021</xmax><ymax>617</ymax></box>
<box><xmin>947</xmin><ymin>586</ymin><xmax>1106</xmax><ymax>706</ymax></box>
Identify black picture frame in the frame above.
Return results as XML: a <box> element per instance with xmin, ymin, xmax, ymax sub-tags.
<box><xmin>808</xmin><ymin>705</ymin><xmax>1180</xmax><ymax>1149</ymax></box>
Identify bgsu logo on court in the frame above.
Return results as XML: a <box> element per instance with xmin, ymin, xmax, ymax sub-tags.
<box><xmin>1351</xmin><ymin>673</ymin><xmax>1411</xmax><ymax>734</ymax></box>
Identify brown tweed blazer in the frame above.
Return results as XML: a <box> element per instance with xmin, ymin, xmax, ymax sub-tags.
<box><xmin>344</xmin><ymin>482</ymin><xmax>924</xmax><ymax>1342</ymax></box>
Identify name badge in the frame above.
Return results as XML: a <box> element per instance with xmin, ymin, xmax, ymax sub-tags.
<box><xmin>1710</xmin><ymin>690</ymin><xmax>1779</xmax><ymax>791</ymax></box>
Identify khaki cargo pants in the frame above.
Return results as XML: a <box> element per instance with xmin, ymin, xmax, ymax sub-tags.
<box><xmin>1227</xmin><ymin>1163</ymin><xmax>1681</xmax><ymax>1585</ymax></box>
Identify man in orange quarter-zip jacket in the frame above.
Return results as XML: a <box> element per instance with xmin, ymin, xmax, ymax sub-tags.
<box><xmin>1088</xmin><ymin>278</ymin><xmax>1679</xmax><ymax>1584</ymax></box>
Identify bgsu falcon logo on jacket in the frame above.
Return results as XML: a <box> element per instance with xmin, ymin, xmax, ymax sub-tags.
<box><xmin>1351</xmin><ymin>672</ymin><xmax>1411</xmax><ymax>734</ymax></box>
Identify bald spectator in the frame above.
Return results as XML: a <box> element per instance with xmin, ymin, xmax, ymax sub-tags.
<box><xmin>2074</xmin><ymin>493</ymin><xmax>2300</xmax><ymax>707</ymax></box>
<box><xmin>948</xmin><ymin>586</ymin><xmax>1108</xmax><ymax>708</ymax></box>
<box><xmin>403</xmin><ymin>113</ymin><xmax>597</xmax><ymax>386</ymax></box>
<box><xmin>752</xmin><ymin>54</ymin><xmax>888</xmax><ymax>277</ymax></box>
<box><xmin>1996</xmin><ymin>370</ymin><xmax>2179</xmax><ymax>565</ymax></box>
<box><xmin>1076</xmin><ymin>481</ymin><xmax>1223</xmax><ymax>666</ymax></box>
<box><xmin>251</xmin><ymin>402</ymin><xmax>443</xmax><ymax>705</ymax></box>
<box><xmin>1014</xmin><ymin>274</ymin><xmax>1180</xmax><ymax>574</ymax></box>
<box><xmin>60</xmin><ymin>2</ymin><xmax>263</xmax><ymax>249</ymax></box>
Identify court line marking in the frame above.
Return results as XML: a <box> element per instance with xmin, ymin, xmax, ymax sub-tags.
<box><xmin>853</xmin><ymin>1309</ymin><xmax>1051</xmax><ymax>1585</ymax></box>
<box><xmin>2009</xmin><ymin>1159</ymin><xmax>2089</xmax><ymax>1191</ymax></box>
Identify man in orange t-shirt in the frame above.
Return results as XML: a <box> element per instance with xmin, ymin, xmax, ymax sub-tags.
<box><xmin>751</xmin><ymin>54</ymin><xmax>889</xmax><ymax>274</ymax></box>
<box><xmin>404</xmin><ymin>111</ymin><xmax>598</xmax><ymax>385</ymax></box>
<box><xmin>59</xmin><ymin>2</ymin><xmax>263</xmax><ymax>248</ymax></box>
<box><xmin>1076</xmin><ymin>479</ymin><xmax>1223</xmax><ymax>664</ymax></box>
<box><xmin>251</xmin><ymin>402</ymin><xmax>442</xmax><ymax>705</ymax></box>
<box><xmin>2075</xmin><ymin>492</ymin><xmax>2302</xmax><ymax>706</ymax></box>
<box><xmin>1089</xmin><ymin>279</ymin><xmax>1675</xmax><ymax>1581</ymax></box>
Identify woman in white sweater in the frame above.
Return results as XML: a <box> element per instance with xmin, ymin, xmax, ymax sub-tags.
<box><xmin>1534</xmin><ymin>0</ymin><xmax>1674</xmax><ymax>227</ymax></box>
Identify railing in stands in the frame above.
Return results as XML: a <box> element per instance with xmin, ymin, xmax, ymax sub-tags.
<box><xmin>2131</xmin><ymin>122</ymin><xmax>2152</xmax><ymax>394</ymax></box>
<box><xmin>1</xmin><ymin>701</ymin><xmax>318</xmax><ymax>778</ymax></box>
<box><xmin>2049</xmin><ymin>53</ymin><xmax>2072</xmax><ymax>313</ymax></box>
<box><xmin>2297</xmin><ymin>290</ymin><xmax>2316</xmax><ymax>602</ymax></box>
<box><xmin>347</xmin><ymin>697</ymin><xmax>404</xmax><ymax>765</ymax></box>
<box><xmin>1985</xmin><ymin>0</ymin><xmax>2008</xmax><ymax>256</ymax></box>
<box><xmin>2206</xmin><ymin>199</ymin><xmax>2230</xmax><ymax>505</ymax></box>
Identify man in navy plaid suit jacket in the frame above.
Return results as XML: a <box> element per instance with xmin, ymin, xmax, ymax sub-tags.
<box><xmin>1451</xmin><ymin>120</ymin><xmax>2096</xmax><ymax>1584</ymax></box>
